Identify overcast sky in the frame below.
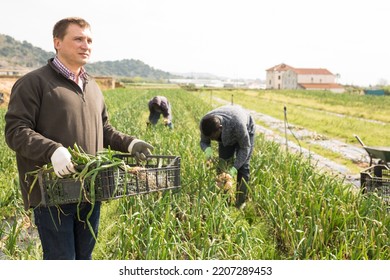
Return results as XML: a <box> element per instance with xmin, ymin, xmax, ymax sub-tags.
<box><xmin>0</xmin><ymin>0</ymin><xmax>388</xmax><ymax>86</ymax></box>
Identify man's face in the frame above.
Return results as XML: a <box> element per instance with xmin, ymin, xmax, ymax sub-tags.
<box><xmin>209</xmin><ymin>129</ymin><xmax>222</xmax><ymax>141</ymax></box>
<box><xmin>54</xmin><ymin>23</ymin><xmax>92</xmax><ymax>72</ymax></box>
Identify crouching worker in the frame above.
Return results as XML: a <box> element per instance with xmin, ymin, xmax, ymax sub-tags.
<box><xmin>199</xmin><ymin>104</ymin><xmax>255</xmax><ymax>208</ymax></box>
<box><xmin>147</xmin><ymin>96</ymin><xmax>173</xmax><ymax>129</ymax></box>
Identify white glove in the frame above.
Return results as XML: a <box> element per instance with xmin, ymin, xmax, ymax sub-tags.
<box><xmin>128</xmin><ymin>139</ymin><xmax>154</xmax><ymax>161</ymax></box>
<box><xmin>51</xmin><ymin>147</ymin><xmax>76</xmax><ymax>178</ymax></box>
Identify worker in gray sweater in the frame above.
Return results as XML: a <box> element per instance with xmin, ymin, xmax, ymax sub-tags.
<box><xmin>199</xmin><ymin>104</ymin><xmax>255</xmax><ymax>208</ymax></box>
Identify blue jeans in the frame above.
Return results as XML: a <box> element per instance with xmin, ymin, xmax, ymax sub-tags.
<box><xmin>33</xmin><ymin>202</ymin><xmax>101</xmax><ymax>260</ymax></box>
<box><xmin>149</xmin><ymin>111</ymin><xmax>162</xmax><ymax>125</ymax></box>
<box><xmin>148</xmin><ymin>109</ymin><xmax>172</xmax><ymax>126</ymax></box>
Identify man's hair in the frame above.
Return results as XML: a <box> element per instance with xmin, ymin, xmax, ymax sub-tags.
<box><xmin>53</xmin><ymin>17</ymin><xmax>91</xmax><ymax>39</ymax></box>
<box><xmin>200</xmin><ymin>115</ymin><xmax>220</xmax><ymax>137</ymax></box>
<box><xmin>151</xmin><ymin>96</ymin><xmax>161</xmax><ymax>106</ymax></box>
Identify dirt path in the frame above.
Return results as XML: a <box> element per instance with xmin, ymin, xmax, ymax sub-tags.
<box><xmin>251</xmin><ymin>110</ymin><xmax>362</xmax><ymax>187</ymax></box>
<box><xmin>213</xmin><ymin>97</ymin><xmax>368</xmax><ymax>187</ymax></box>
<box><xmin>0</xmin><ymin>77</ymin><xmax>17</xmax><ymax>108</ymax></box>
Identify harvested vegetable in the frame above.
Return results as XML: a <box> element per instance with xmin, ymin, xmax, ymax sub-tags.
<box><xmin>26</xmin><ymin>144</ymin><xmax>129</xmax><ymax>239</ymax></box>
<box><xmin>216</xmin><ymin>172</ymin><xmax>236</xmax><ymax>204</ymax></box>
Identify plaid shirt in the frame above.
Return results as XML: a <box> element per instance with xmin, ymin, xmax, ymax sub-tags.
<box><xmin>52</xmin><ymin>56</ymin><xmax>88</xmax><ymax>90</ymax></box>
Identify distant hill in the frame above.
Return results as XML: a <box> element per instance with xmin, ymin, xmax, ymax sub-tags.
<box><xmin>0</xmin><ymin>34</ymin><xmax>54</xmax><ymax>69</ymax></box>
<box><xmin>84</xmin><ymin>59</ymin><xmax>178</xmax><ymax>80</ymax></box>
<box><xmin>0</xmin><ymin>34</ymin><xmax>179</xmax><ymax>80</ymax></box>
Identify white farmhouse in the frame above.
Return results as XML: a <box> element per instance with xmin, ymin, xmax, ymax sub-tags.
<box><xmin>266</xmin><ymin>63</ymin><xmax>344</xmax><ymax>93</ymax></box>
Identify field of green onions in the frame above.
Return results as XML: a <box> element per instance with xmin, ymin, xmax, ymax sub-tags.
<box><xmin>1</xmin><ymin>87</ymin><xmax>390</xmax><ymax>260</ymax></box>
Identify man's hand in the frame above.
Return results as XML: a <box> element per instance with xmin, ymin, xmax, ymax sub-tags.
<box><xmin>229</xmin><ymin>167</ymin><xmax>238</xmax><ymax>177</ymax></box>
<box><xmin>204</xmin><ymin>147</ymin><xmax>213</xmax><ymax>160</ymax></box>
<box><xmin>128</xmin><ymin>139</ymin><xmax>154</xmax><ymax>161</ymax></box>
<box><xmin>163</xmin><ymin>118</ymin><xmax>174</xmax><ymax>129</ymax></box>
<box><xmin>51</xmin><ymin>147</ymin><xmax>76</xmax><ymax>178</ymax></box>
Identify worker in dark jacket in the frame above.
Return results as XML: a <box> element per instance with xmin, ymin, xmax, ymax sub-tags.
<box><xmin>4</xmin><ymin>17</ymin><xmax>153</xmax><ymax>260</ymax></box>
<box><xmin>200</xmin><ymin>104</ymin><xmax>255</xmax><ymax>208</ymax></box>
<box><xmin>148</xmin><ymin>96</ymin><xmax>173</xmax><ymax>129</ymax></box>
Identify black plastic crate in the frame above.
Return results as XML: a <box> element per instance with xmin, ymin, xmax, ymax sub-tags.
<box><xmin>115</xmin><ymin>154</ymin><xmax>181</xmax><ymax>195</ymax></box>
<box><xmin>33</xmin><ymin>154</ymin><xmax>181</xmax><ymax>206</ymax></box>
<box><xmin>37</xmin><ymin>165</ymin><xmax>124</xmax><ymax>206</ymax></box>
<box><xmin>360</xmin><ymin>165</ymin><xmax>390</xmax><ymax>198</ymax></box>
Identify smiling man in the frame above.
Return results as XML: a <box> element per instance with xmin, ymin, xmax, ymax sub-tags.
<box><xmin>5</xmin><ymin>17</ymin><xmax>153</xmax><ymax>260</ymax></box>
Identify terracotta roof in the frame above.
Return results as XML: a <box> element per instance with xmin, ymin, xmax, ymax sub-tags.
<box><xmin>292</xmin><ymin>68</ymin><xmax>333</xmax><ymax>75</ymax></box>
<box><xmin>266</xmin><ymin>63</ymin><xmax>334</xmax><ymax>75</ymax></box>
<box><xmin>299</xmin><ymin>83</ymin><xmax>344</xmax><ymax>89</ymax></box>
<box><xmin>266</xmin><ymin>63</ymin><xmax>295</xmax><ymax>72</ymax></box>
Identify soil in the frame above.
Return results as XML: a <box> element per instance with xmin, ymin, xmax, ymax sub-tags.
<box><xmin>0</xmin><ymin>77</ymin><xmax>17</xmax><ymax>108</ymax></box>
